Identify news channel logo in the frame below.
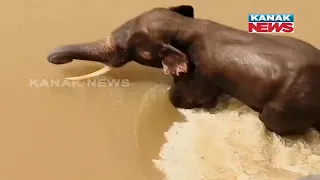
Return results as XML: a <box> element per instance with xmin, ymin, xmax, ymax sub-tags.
<box><xmin>248</xmin><ymin>14</ymin><xmax>294</xmax><ymax>33</ymax></box>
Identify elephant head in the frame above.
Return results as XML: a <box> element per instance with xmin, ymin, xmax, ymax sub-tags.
<box><xmin>47</xmin><ymin>5</ymin><xmax>195</xmax><ymax>80</ymax></box>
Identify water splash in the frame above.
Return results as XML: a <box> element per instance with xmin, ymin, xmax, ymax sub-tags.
<box><xmin>154</xmin><ymin>96</ymin><xmax>320</xmax><ymax>180</ymax></box>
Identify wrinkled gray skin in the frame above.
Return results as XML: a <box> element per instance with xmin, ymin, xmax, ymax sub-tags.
<box><xmin>48</xmin><ymin>5</ymin><xmax>320</xmax><ymax>136</ymax></box>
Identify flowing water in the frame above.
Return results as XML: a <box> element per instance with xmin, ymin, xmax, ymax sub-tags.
<box><xmin>0</xmin><ymin>0</ymin><xmax>319</xmax><ymax>180</ymax></box>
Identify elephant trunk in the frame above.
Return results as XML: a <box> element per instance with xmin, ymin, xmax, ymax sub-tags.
<box><xmin>47</xmin><ymin>37</ymin><xmax>129</xmax><ymax>81</ymax></box>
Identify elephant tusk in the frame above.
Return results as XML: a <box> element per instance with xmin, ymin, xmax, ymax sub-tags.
<box><xmin>65</xmin><ymin>66</ymin><xmax>112</xmax><ymax>81</ymax></box>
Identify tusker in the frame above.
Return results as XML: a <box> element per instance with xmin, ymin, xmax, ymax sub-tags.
<box><xmin>47</xmin><ymin>5</ymin><xmax>320</xmax><ymax>136</ymax></box>
<box><xmin>47</xmin><ymin>6</ymin><xmax>193</xmax><ymax>80</ymax></box>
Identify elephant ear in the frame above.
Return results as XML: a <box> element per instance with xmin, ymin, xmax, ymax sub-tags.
<box><xmin>168</xmin><ymin>5</ymin><xmax>194</xmax><ymax>18</ymax></box>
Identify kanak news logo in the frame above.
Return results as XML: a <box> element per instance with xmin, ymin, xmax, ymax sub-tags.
<box><xmin>248</xmin><ymin>14</ymin><xmax>294</xmax><ymax>33</ymax></box>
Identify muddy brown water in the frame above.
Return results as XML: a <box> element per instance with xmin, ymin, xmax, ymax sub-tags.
<box><xmin>0</xmin><ymin>0</ymin><xmax>319</xmax><ymax>180</ymax></box>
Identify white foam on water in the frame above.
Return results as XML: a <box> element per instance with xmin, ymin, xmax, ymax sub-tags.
<box><xmin>153</xmin><ymin>96</ymin><xmax>320</xmax><ymax>180</ymax></box>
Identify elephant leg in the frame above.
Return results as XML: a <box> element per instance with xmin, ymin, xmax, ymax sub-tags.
<box><xmin>168</xmin><ymin>84</ymin><xmax>200</xmax><ymax>109</ymax></box>
<box><xmin>259</xmin><ymin>101</ymin><xmax>313</xmax><ymax>136</ymax></box>
<box><xmin>168</xmin><ymin>73</ymin><xmax>221</xmax><ymax>109</ymax></box>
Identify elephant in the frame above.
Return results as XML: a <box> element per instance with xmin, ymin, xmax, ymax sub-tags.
<box><xmin>47</xmin><ymin>5</ymin><xmax>320</xmax><ymax>136</ymax></box>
